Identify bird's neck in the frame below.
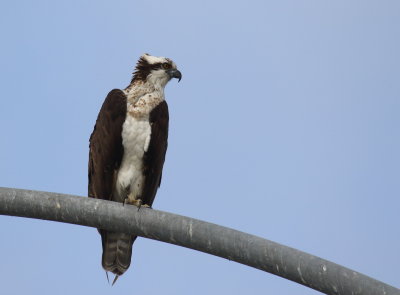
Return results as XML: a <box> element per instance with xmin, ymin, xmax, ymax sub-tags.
<box><xmin>124</xmin><ymin>80</ymin><xmax>165</xmax><ymax>105</ymax></box>
<box><xmin>127</xmin><ymin>79</ymin><xmax>166</xmax><ymax>93</ymax></box>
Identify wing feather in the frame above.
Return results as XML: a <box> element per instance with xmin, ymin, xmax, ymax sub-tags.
<box><xmin>141</xmin><ymin>101</ymin><xmax>169</xmax><ymax>206</ymax></box>
<box><xmin>88</xmin><ymin>89</ymin><xmax>127</xmax><ymax>201</ymax></box>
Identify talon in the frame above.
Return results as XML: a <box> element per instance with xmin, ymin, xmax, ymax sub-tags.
<box><xmin>133</xmin><ymin>199</ymin><xmax>150</xmax><ymax>211</ymax></box>
<box><xmin>136</xmin><ymin>199</ymin><xmax>142</xmax><ymax>211</ymax></box>
<box><xmin>123</xmin><ymin>197</ymin><xmax>149</xmax><ymax>210</ymax></box>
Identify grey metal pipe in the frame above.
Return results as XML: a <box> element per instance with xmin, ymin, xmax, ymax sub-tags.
<box><xmin>0</xmin><ymin>187</ymin><xmax>398</xmax><ymax>295</ymax></box>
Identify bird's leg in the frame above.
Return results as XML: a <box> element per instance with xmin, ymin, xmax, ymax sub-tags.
<box><xmin>105</xmin><ymin>271</ymin><xmax>110</xmax><ymax>284</ymax></box>
<box><xmin>123</xmin><ymin>193</ymin><xmax>150</xmax><ymax>211</ymax></box>
<box><xmin>122</xmin><ymin>187</ymin><xmax>131</xmax><ymax>207</ymax></box>
<box><xmin>132</xmin><ymin>199</ymin><xmax>148</xmax><ymax>211</ymax></box>
<box><xmin>131</xmin><ymin>199</ymin><xmax>150</xmax><ymax>211</ymax></box>
<box><xmin>135</xmin><ymin>199</ymin><xmax>142</xmax><ymax>211</ymax></box>
<box><xmin>123</xmin><ymin>192</ymin><xmax>136</xmax><ymax>207</ymax></box>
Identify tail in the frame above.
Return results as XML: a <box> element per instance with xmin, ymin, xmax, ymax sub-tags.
<box><xmin>100</xmin><ymin>230</ymin><xmax>137</xmax><ymax>281</ymax></box>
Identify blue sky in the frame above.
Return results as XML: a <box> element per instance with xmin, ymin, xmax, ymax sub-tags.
<box><xmin>0</xmin><ymin>1</ymin><xmax>399</xmax><ymax>294</ymax></box>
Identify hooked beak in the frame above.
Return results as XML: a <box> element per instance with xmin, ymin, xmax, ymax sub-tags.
<box><xmin>167</xmin><ymin>69</ymin><xmax>182</xmax><ymax>82</ymax></box>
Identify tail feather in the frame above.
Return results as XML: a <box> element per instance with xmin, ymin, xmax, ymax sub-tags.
<box><xmin>100</xmin><ymin>230</ymin><xmax>137</xmax><ymax>277</ymax></box>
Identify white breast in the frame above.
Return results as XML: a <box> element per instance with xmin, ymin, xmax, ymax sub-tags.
<box><xmin>115</xmin><ymin>86</ymin><xmax>164</xmax><ymax>203</ymax></box>
<box><xmin>116</xmin><ymin>114</ymin><xmax>151</xmax><ymax>201</ymax></box>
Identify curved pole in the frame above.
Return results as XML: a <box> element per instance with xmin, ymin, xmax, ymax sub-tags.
<box><xmin>0</xmin><ymin>187</ymin><xmax>398</xmax><ymax>295</ymax></box>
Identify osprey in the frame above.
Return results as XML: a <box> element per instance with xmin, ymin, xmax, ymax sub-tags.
<box><xmin>88</xmin><ymin>53</ymin><xmax>181</xmax><ymax>284</ymax></box>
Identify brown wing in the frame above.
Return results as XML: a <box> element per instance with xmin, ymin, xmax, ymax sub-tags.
<box><xmin>88</xmin><ymin>89</ymin><xmax>127</xmax><ymax>201</ymax></box>
<box><xmin>141</xmin><ymin>100</ymin><xmax>169</xmax><ymax>206</ymax></box>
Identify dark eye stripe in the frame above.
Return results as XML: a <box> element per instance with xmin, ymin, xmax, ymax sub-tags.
<box><xmin>132</xmin><ymin>59</ymin><xmax>172</xmax><ymax>82</ymax></box>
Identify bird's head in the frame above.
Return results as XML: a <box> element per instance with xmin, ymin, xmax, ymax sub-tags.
<box><xmin>131</xmin><ymin>53</ymin><xmax>182</xmax><ymax>88</ymax></box>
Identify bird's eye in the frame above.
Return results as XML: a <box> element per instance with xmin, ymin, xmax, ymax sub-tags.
<box><xmin>162</xmin><ymin>63</ymin><xmax>171</xmax><ymax>69</ymax></box>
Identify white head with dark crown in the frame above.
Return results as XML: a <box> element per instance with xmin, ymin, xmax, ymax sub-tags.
<box><xmin>131</xmin><ymin>53</ymin><xmax>181</xmax><ymax>89</ymax></box>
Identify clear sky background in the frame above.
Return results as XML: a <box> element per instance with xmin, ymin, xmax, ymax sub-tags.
<box><xmin>0</xmin><ymin>1</ymin><xmax>399</xmax><ymax>294</ymax></box>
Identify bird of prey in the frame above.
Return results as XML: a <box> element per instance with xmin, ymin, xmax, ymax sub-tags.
<box><xmin>88</xmin><ymin>53</ymin><xmax>181</xmax><ymax>284</ymax></box>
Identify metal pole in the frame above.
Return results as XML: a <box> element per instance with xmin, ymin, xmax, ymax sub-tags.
<box><xmin>0</xmin><ymin>187</ymin><xmax>398</xmax><ymax>295</ymax></box>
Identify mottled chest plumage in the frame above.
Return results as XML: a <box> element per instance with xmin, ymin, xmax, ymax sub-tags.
<box><xmin>115</xmin><ymin>86</ymin><xmax>165</xmax><ymax>203</ymax></box>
